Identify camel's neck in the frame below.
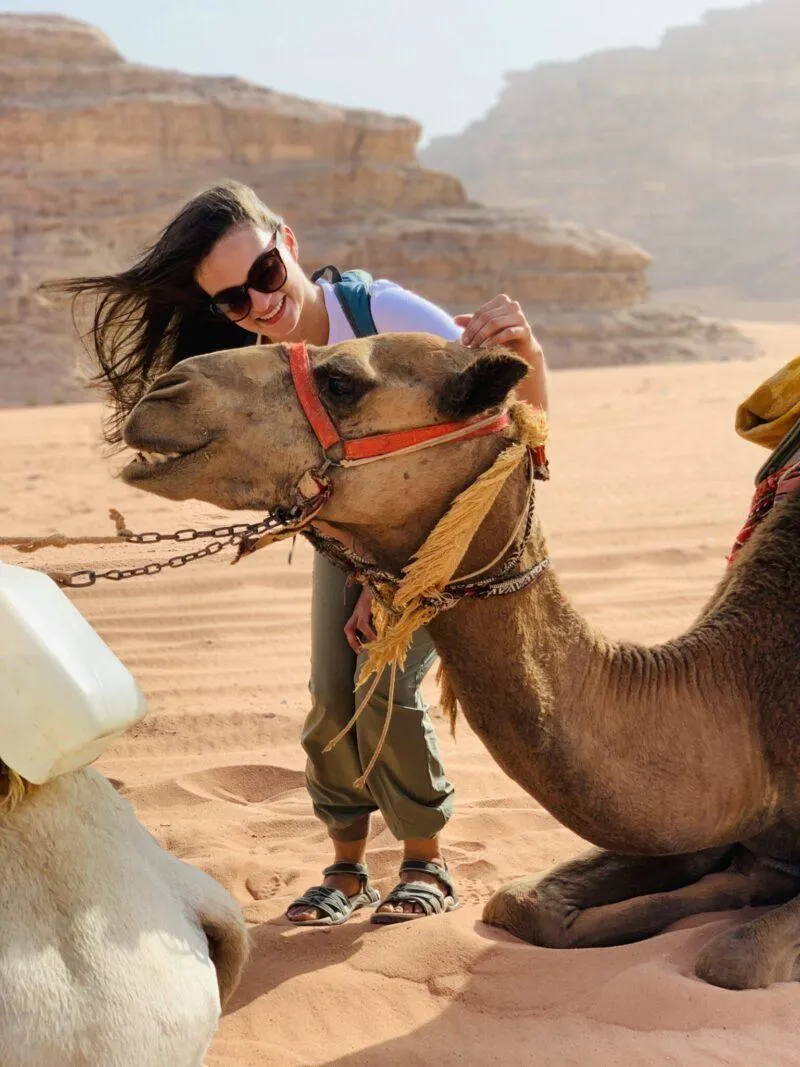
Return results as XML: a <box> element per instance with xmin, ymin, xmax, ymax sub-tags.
<box><xmin>372</xmin><ymin>462</ymin><xmax>782</xmax><ymax>856</ymax></box>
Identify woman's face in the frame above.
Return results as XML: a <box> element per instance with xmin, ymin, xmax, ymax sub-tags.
<box><xmin>195</xmin><ymin>222</ymin><xmax>306</xmax><ymax>339</ymax></box>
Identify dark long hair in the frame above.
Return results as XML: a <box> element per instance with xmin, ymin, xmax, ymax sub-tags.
<box><xmin>49</xmin><ymin>180</ymin><xmax>282</xmax><ymax>445</ymax></box>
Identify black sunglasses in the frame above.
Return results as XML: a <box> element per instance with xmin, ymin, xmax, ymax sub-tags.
<box><xmin>209</xmin><ymin>235</ymin><xmax>288</xmax><ymax>322</ymax></box>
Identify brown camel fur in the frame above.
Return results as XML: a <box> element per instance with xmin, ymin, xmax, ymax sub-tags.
<box><xmin>119</xmin><ymin>333</ymin><xmax>800</xmax><ymax>989</ymax></box>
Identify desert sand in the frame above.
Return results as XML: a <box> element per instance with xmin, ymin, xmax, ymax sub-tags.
<box><xmin>3</xmin><ymin>321</ymin><xmax>800</xmax><ymax>1066</ymax></box>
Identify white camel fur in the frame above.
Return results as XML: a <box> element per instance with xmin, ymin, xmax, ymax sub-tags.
<box><xmin>0</xmin><ymin>765</ymin><xmax>248</xmax><ymax>1067</ymax></box>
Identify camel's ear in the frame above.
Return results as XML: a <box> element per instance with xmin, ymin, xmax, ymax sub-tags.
<box><xmin>438</xmin><ymin>349</ymin><xmax>529</xmax><ymax>419</ymax></box>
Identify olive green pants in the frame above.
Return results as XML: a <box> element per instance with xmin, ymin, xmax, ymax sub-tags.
<box><xmin>302</xmin><ymin>553</ymin><xmax>454</xmax><ymax>841</ymax></box>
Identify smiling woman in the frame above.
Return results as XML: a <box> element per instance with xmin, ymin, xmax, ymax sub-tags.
<box><xmin>194</xmin><ymin>221</ymin><xmax>330</xmax><ymax>348</ymax></box>
<box><xmin>52</xmin><ymin>177</ymin><xmax>548</xmax><ymax>928</ymax></box>
<box><xmin>205</xmin><ymin>236</ymin><xmax>288</xmax><ymax>321</ymax></box>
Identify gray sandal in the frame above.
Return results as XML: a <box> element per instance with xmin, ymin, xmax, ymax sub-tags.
<box><xmin>371</xmin><ymin>860</ymin><xmax>460</xmax><ymax>925</ymax></box>
<box><xmin>285</xmin><ymin>862</ymin><xmax>380</xmax><ymax>927</ymax></box>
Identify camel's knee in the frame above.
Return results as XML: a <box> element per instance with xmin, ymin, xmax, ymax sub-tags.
<box><xmin>482</xmin><ymin>875</ymin><xmax>576</xmax><ymax>948</ymax></box>
<box><xmin>203</xmin><ymin>912</ymin><xmax>250</xmax><ymax>1006</ymax></box>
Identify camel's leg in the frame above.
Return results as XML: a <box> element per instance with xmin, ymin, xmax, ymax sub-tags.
<box><xmin>483</xmin><ymin>845</ymin><xmax>798</xmax><ymax>949</ymax></box>
<box><xmin>696</xmin><ymin>885</ymin><xmax>800</xmax><ymax>989</ymax></box>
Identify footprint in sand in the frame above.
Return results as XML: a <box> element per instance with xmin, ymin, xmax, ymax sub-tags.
<box><xmin>454</xmin><ymin>879</ymin><xmax>491</xmax><ymax>908</ymax></box>
<box><xmin>245</xmin><ymin>871</ymin><xmax>284</xmax><ymax>901</ymax></box>
<box><xmin>451</xmin><ymin>840</ymin><xmax>485</xmax><ymax>854</ymax></box>
<box><xmin>179</xmin><ymin>764</ymin><xmax>305</xmax><ymax>806</ymax></box>
<box><xmin>450</xmin><ymin>858</ymin><xmax>498</xmax><ymax>907</ymax></box>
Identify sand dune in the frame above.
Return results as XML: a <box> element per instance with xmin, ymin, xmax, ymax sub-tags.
<box><xmin>3</xmin><ymin>321</ymin><xmax>800</xmax><ymax>1066</ymax></box>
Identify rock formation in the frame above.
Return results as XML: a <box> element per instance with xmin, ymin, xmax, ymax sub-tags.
<box><xmin>423</xmin><ymin>0</ymin><xmax>800</xmax><ymax>299</ymax></box>
<box><xmin>1</xmin><ymin>13</ymin><xmax>758</xmax><ymax>407</ymax></box>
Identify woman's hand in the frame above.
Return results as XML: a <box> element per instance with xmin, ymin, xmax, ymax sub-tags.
<box><xmin>344</xmin><ymin>585</ymin><xmax>377</xmax><ymax>652</ymax></box>
<box><xmin>455</xmin><ymin>294</ymin><xmax>547</xmax><ymax>411</ymax></box>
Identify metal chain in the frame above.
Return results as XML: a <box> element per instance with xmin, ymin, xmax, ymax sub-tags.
<box><xmin>53</xmin><ymin>516</ymin><xmax>277</xmax><ymax>588</ymax></box>
<box><xmin>122</xmin><ymin>517</ymin><xmax>274</xmax><ymax>546</ymax></box>
<box><xmin>8</xmin><ymin>482</ymin><xmax>329</xmax><ymax>589</ymax></box>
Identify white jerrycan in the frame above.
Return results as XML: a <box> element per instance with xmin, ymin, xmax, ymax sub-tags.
<box><xmin>0</xmin><ymin>561</ymin><xmax>147</xmax><ymax>783</ymax></box>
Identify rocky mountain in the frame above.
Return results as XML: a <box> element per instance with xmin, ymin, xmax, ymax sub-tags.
<box><xmin>1</xmin><ymin>13</ymin><xmax>757</xmax><ymax>407</ymax></box>
<box><xmin>424</xmin><ymin>0</ymin><xmax>800</xmax><ymax>298</ymax></box>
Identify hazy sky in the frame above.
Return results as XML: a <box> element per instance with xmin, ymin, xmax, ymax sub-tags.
<box><xmin>5</xmin><ymin>0</ymin><xmax>752</xmax><ymax>142</ymax></box>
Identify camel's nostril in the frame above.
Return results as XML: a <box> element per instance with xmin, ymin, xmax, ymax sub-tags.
<box><xmin>143</xmin><ymin>372</ymin><xmax>193</xmax><ymax>401</ymax></box>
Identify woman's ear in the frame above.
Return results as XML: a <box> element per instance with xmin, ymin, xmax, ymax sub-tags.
<box><xmin>282</xmin><ymin>225</ymin><xmax>300</xmax><ymax>262</ymax></box>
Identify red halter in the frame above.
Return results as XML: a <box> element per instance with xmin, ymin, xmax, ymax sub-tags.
<box><xmin>286</xmin><ymin>341</ymin><xmax>513</xmax><ymax>468</ymax></box>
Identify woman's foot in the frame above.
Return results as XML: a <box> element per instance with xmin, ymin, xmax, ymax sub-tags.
<box><xmin>287</xmin><ymin>867</ymin><xmax>367</xmax><ymax>923</ymax></box>
<box><xmin>285</xmin><ymin>861</ymin><xmax>380</xmax><ymax>926</ymax></box>
<box><xmin>372</xmin><ymin>859</ymin><xmax>459</xmax><ymax>923</ymax></box>
<box><xmin>375</xmin><ymin>837</ymin><xmax>454</xmax><ymax>918</ymax></box>
<box><xmin>286</xmin><ymin>834</ymin><xmax>369</xmax><ymax>924</ymax></box>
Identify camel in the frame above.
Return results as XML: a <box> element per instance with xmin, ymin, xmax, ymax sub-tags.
<box><xmin>0</xmin><ymin>763</ymin><xmax>248</xmax><ymax>1067</ymax></box>
<box><xmin>118</xmin><ymin>333</ymin><xmax>800</xmax><ymax>990</ymax></box>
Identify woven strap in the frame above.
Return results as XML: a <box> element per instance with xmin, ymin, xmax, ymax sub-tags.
<box><xmin>380</xmin><ymin>884</ymin><xmax>447</xmax><ymax>916</ymax></box>
<box><xmin>394</xmin><ymin>857</ymin><xmax>456</xmax><ymax>909</ymax></box>
<box><xmin>398</xmin><ymin>860</ymin><xmax>456</xmax><ymax>900</ymax></box>
<box><xmin>289</xmin><ymin>862</ymin><xmax>371</xmax><ymax>921</ymax></box>
<box><xmin>379</xmin><ymin>862</ymin><xmax>457</xmax><ymax>917</ymax></box>
<box><xmin>289</xmin><ymin>884</ymin><xmax>354</xmax><ymax>922</ymax></box>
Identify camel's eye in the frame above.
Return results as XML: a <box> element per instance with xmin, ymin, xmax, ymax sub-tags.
<box><xmin>314</xmin><ymin>359</ymin><xmax>376</xmax><ymax>407</ymax></box>
<box><xmin>327</xmin><ymin>375</ymin><xmax>356</xmax><ymax>398</ymax></box>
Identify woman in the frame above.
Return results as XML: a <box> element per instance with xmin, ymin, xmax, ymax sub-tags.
<box><xmin>57</xmin><ymin>180</ymin><xmax>547</xmax><ymax>925</ymax></box>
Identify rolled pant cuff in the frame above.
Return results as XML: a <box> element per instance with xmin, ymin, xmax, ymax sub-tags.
<box><xmin>328</xmin><ymin>814</ymin><xmax>372</xmax><ymax>842</ymax></box>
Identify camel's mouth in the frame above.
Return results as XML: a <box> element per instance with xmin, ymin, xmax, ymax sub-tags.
<box><xmin>120</xmin><ymin>439</ymin><xmax>213</xmax><ymax>487</ymax></box>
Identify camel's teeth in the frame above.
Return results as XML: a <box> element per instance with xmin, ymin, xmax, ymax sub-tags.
<box><xmin>137</xmin><ymin>450</ymin><xmax>183</xmax><ymax>465</ymax></box>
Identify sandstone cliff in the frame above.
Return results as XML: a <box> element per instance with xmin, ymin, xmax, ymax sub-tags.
<box><xmin>424</xmin><ymin>0</ymin><xmax>800</xmax><ymax>299</ymax></box>
<box><xmin>1</xmin><ymin>14</ymin><xmax>757</xmax><ymax>407</ymax></box>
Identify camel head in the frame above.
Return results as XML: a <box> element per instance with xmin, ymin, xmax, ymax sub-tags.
<box><xmin>121</xmin><ymin>333</ymin><xmax>529</xmax><ymax>559</ymax></box>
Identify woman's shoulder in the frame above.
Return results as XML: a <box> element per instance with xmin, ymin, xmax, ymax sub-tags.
<box><xmin>368</xmin><ymin>279</ymin><xmax>461</xmax><ymax>341</ymax></box>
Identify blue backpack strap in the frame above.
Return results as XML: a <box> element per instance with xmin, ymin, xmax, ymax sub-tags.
<box><xmin>310</xmin><ymin>265</ymin><xmax>378</xmax><ymax>338</ymax></box>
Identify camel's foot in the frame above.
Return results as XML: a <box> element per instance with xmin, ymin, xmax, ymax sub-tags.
<box><xmin>695</xmin><ymin>890</ymin><xmax>800</xmax><ymax>989</ymax></box>
<box><xmin>483</xmin><ymin>845</ymin><xmax>798</xmax><ymax>952</ymax></box>
<box><xmin>694</xmin><ymin>925</ymin><xmax>794</xmax><ymax>989</ymax></box>
<box><xmin>483</xmin><ymin>846</ymin><xmax>733</xmax><ymax>949</ymax></box>
<box><xmin>483</xmin><ymin>873</ymin><xmax>570</xmax><ymax>948</ymax></box>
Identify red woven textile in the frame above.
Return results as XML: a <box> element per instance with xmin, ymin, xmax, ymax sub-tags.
<box><xmin>727</xmin><ymin>459</ymin><xmax>800</xmax><ymax>564</ymax></box>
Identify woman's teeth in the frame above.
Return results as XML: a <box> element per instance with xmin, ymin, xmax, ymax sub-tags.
<box><xmin>258</xmin><ymin>296</ymin><xmax>285</xmax><ymax>323</ymax></box>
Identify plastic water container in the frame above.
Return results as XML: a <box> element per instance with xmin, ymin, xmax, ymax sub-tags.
<box><xmin>0</xmin><ymin>561</ymin><xmax>147</xmax><ymax>783</ymax></box>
